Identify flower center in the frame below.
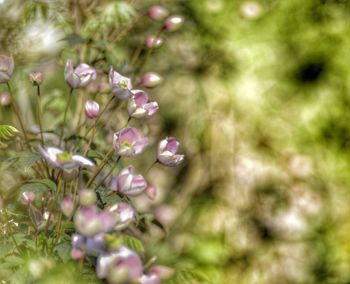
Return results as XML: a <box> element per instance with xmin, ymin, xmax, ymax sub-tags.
<box><xmin>118</xmin><ymin>80</ymin><xmax>128</xmax><ymax>89</ymax></box>
<box><xmin>120</xmin><ymin>141</ymin><xmax>132</xmax><ymax>148</ymax></box>
<box><xmin>57</xmin><ymin>151</ymin><xmax>72</xmax><ymax>164</ymax></box>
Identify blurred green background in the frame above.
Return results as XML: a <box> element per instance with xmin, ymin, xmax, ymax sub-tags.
<box><xmin>2</xmin><ymin>0</ymin><xmax>350</xmax><ymax>283</ymax></box>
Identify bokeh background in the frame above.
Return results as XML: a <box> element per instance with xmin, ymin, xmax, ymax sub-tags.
<box><xmin>2</xmin><ymin>0</ymin><xmax>350</xmax><ymax>283</ymax></box>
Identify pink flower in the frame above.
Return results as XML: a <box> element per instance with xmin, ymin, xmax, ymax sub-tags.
<box><xmin>107</xmin><ymin>202</ymin><xmax>135</xmax><ymax>230</ymax></box>
<box><xmin>29</xmin><ymin>71</ymin><xmax>43</xmax><ymax>86</ymax></box>
<box><xmin>113</xmin><ymin>128</ymin><xmax>149</xmax><ymax>157</ymax></box>
<box><xmin>64</xmin><ymin>59</ymin><xmax>96</xmax><ymax>89</ymax></box>
<box><xmin>109</xmin><ymin>67</ymin><xmax>133</xmax><ymax>100</ymax></box>
<box><xmin>0</xmin><ymin>55</ymin><xmax>14</xmax><ymax>84</ymax></box>
<box><xmin>85</xmin><ymin>100</ymin><xmax>100</xmax><ymax>119</ymax></box>
<box><xmin>97</xmin><ymin>246</ymin><xmax>143</xmax><ymax>281</ymax></box>
<box><xmin>111</xmin><ymin>166</ymin><xmax>147</xmax><ymax>196</ymax></box>
<box><xmin>127</xmin><ymin>90</ymin><xmax>159</xmax><ymax>119</ymax></box>
<box><xmin>157</xmin><ymin>137</ymin><xmax>184</xmax><ymax>167</ymax></box>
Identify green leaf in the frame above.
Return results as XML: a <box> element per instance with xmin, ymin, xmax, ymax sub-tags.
<box><xmin>0</xmin><ymin>125</ymin><xmax>19</xmax><ymax>141</ymax></box>
<box><xmin>166</xmin><ymin>268</ymin><xmax>210</xmax><ymax>284</ymax></box>
<box><xmin>122</xmin><ymin>235</ymin><xmax>144</xmax><ymax>253</ymax></box>
<box><xmin>28</xmin><ymin>179</ymin><xmax>57</xmax><ymax>191</ymax></box>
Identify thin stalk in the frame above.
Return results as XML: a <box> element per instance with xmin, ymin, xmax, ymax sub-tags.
<box><xmin>59</xmin><ymin>88</ymin><xmax>74</xmax><ymax>146</ymax></box>
<box><xmin>86</xmin><ymin>148</ymin><xmax>115</xmax><ymax>188</ymax></box>
<box><xmin>146</xmin><ymin>160</ymin><xmax>158</xmax><ymax>174</ymax></box>
<box><xmin>93</xmin><ymin>156</ymin><xmax>121</xmax><ymax>191</ymax></box>
<box><xmin>36</xmin><ymin>85</ymin><xmax>44</xmax><ymax>146</ymax></box>
<box><xmin>6</xmin><ymin>82</ymin><xmax>30</xmax><ymax>148</ymax></box>
<box><xmin>84</xmin><ymin>119</ymin><xmax>97</xmax><ymax>156</ymax></box>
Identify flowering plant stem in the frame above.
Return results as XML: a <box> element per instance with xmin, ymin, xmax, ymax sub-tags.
<box><xmin>93</xmin><ymin>156</ymin><xmax>121</xmax><ymax>191</ymax></box>
<box><xmin>59</xmin><ymin>88</ymin><xmax>74</xmax><ymax>146</ymax></box>
<box><xmin>84</xmin><ymin>120</ymin><xmax>97</xmax><ymax>156</ymax></box>
<box><xmin>86</xmin><ymin>148</ymin><xmax>115</xmax><ymax>187</ymax></box>
<box><xmin>36</xmin><ymin>85</ymin><xmax>45</xmax><ymax>146</ymax></box>
<box><xmin>6</xmin><ymin>82</ymin><xmax>30</xmax><ymax>148</ymax></box>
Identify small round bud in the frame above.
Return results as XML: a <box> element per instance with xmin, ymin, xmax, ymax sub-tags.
<box><xmin>0</xmin><ymin>91</ymin><xmax>11</xmax><ymax>106</ymax></box>
<box><xmin>140</xmin><ymin>72</ymin><xmax>163</xmax><ymax>88</ymax></box>
<box><xmin>107</xmin><ymin>266</ymin><xmax>130</xmax><ymax>284</ymax></box>
<box><xmin>71</xmin><ymin>248</ymin><xmax>85</xmax><ymax>260</ymax></box>
<box><xmin>144</xmin><ymin>35</ymin><xmax>164</xmax><ymax>49</ymax></box>
<box><xmin>61</xmin><ymin>196</ymin><xmax>74</xmax><ymax>217</ymax></box>
<box><xmin>21</xmin><ymin>191</ymin><xmax>35</xmax><ymax>205</ymax></box>
<box><xmin>85</xmin><ymin>100</ymin><xmax>100</xmax><ymax>119</ymax></box>
<box><xmin>164</xmin><ymin>15</ymin><xmax>184</xmax><ymax>32</ymax></box>
<box><xmin>148</xmin><ymin>6</ymin><xmax>169</xmax><ymax>21</ymax></box>
<box><xmin>29</xmin><ymin>71</ymin><xmax>43</xmax><ymax>86</ymax></box>
<box><xmin>79</xmin><ymin>189</ymin><xmax>97</xmax><ymax>207</ymax></box>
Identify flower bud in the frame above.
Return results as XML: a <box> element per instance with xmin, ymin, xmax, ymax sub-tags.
<box><xmin>107</xmin><ymin>267</ymin><xmax>130</xmax><ymax>284</ymax></box>
<box><xmin>145</xmin><ymin>185</ymin><xmax>157</xmax><ymax>200</ymax></box>
<box><xmin>144</xmin><ymin>35</ymin><xmax>163</xmax><ymax>49</ymax></box>
<box><xmin>29</xmin><ymin>71</ymin><xmax>43</xmax><ymax>86</ymax></box>
<box><xmin>0</xmin><ymin>55</ymin><xmax>14</xmax><ymax>84</ymax></box>
<box><xmin>79</xmin><ymin>189</ymin><xmax>97</xmax><ymax>207</ymax></box>
<box><xmin>150</xmin><ymin>265</ymin><xmax>174</xmax><ymax>280</ymax></box>
<box><xmin>148</xmin><ymin>6</ymin><xmax>169</xmax><ymax>21</ymax></box>
<box><xmin>164</xmin><ymin>15</ymin><xmax>184</xmax><ymax>32</ymax></box>
<box><xmin>140</xmin><ymin>72</ymin><xmax>163</xmax><ymax>88</ymax></box>
<box><xmin>21</xmin><ymin>191</ymin><xmax>35</xmax><ymax>205</ymax></box>
<box><xmin>0</xmin><ymin>91</ymin><xmax>11</xmax><ymax>106</ymax></box>
<box><xmin>61</xmin><ymin>196</ymin><xmax>74</xmax><ymax>217</ymax></box>
<box><xmin>85</xmin><ymin>100</ymin><xmax>100</xmax><ymax>119</ymax></box>
<box><xmin>71</xmin><ymin>248</ymin><xmax>85</xmax><ymax>260</ymax></box>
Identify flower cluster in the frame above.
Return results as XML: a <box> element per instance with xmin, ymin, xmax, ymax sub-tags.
<box><xmin>0</xmin><ymin>3</ymin><xmax>184</xmax><ymax>283</ymax></box>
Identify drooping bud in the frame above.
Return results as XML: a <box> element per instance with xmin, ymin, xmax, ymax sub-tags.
<box><xmin>64</xmin><ymin>59</ymin><xmax>96</xmax><ymax>89</ymax></box>
<box><xmin>84</xmin><ymin>100</ymin><xmax>100</xmax><ymax>119</ymax></box>
<box><xmin>140</xmin><ymin>72</ymin><xmax>163</xmax><ymax>88</ymax></box>
<box><xmin>0</xmin><ymin>91</ymin><xmax>11</xmax><ymax>106</ymax></box>
<box><xmin>21</xmin><ymin>191</ymin><xmax>35</xmax><ymax>205</ymax></box>
<box><xmin>164</xmin><ymin>15</ymin><xmax>184</xmax><ymax>32</ymax></box>
<box><xmin>157</xmin><ymin>137</ymin><xmax>184</xmax><ymax>167</ymax></box>
<box><xmin>148</xmin><ymin>6</ymin><xmax>169</xmax><ymax>21</ymax></box>
<box><xmin>29</xmin><ymin>71</ymin><xmax>43</xmax><ymax>86</ymax></box>
<box><xmin>79</xmin><ymin>189</ymin><xmax>97</xmax><ymax>207</ymax></box>
<box><xmin>61</xmin><ymin>196</ymin><xmax>74</xmax><ymax>217</ymax></box>
<box><xmin>144</xmin><ymin>35</ymin><xmax>163</xmax><ymax>49</ymax></box>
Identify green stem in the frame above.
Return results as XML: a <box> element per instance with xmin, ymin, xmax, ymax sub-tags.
<box><xmin>59</xmin><ymin>88</ymin><xmax>74</xmax><ymax>146</ymax></box>
<box><xmin>93</xmin><ymin>156</ymin><xmax>121</xmax><ymax>191</ymax></box>
<box><xmin>84</xmin><ymin>120</ymin><xmax>97</xmax><ymax>156</ymax></box>
<box><xmin>36</xmin><ymin>85</ymin><xmax>45</xmax><ymax>146</ymax></box>
<box><xmin>86</xmin><ymin>148</ymin><xmax>115</xmax><ymax>188</ymax></box>
<box><xmin>6</xmin><ymin>82</ymin><xmax>30</xmax><ymax>148</ymax></box>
